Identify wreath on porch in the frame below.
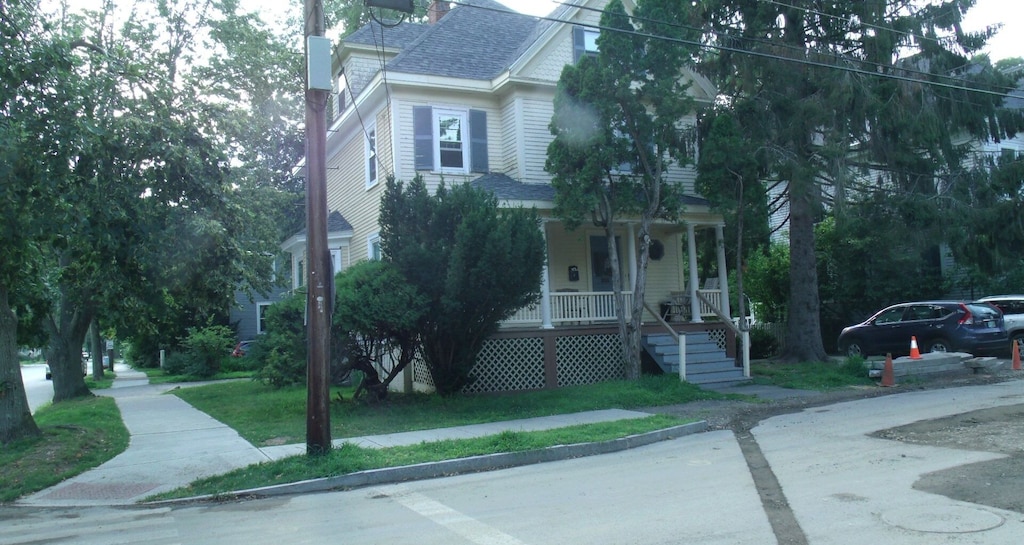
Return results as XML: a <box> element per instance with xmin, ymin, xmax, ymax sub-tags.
<box><xmin>649</xmin><ymin>239</ymin><xmax>665</xmax><ymax>260</ymax></box>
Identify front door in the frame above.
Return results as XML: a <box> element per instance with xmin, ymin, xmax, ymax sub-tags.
<box><xmin>589</xmin><ymin>235</ymin><xmax>622</xmax><ymax>292</ymax></box>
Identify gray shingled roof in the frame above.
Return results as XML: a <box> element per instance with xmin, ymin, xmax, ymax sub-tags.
<box><xmin>375</xmin><ymin>0</ymin><xmax>541</xmax><ymax>80</ymax></box>
<box><xmin>471</xmin><ymin>173</ymin><xmax>711</xmax><ymax>207</ymax></box>
<box><xmin>344</xmin><ymin>19</ymin><xmax>431</xmax><ymax>50</ymax></box>
<box><xmin>471</xmin><ymin>173</ymin><xmax>556</xmax><ymax>200</ymax></box>
<box><xmin>292</xmin><ymin>211</ymin><xmax>353</xmax><ymax>237</ymax></box>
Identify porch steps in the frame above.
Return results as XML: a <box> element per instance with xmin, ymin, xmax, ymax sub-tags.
<box><xmin>642</xmin><ymin>332</ymin><xmax>748</xmax><ymax>386</ymax></box>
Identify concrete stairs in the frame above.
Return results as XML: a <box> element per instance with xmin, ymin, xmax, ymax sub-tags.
<box><xmin>642</xmin><ymin>331</ymin><xmax>748</xmax><ymax>386</ymax></box>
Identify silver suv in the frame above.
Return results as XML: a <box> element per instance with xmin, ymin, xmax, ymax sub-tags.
<box><xmin>976</xmin><ymin>295</ymin><xmax>1024</xmax><ymax>350</ymax></box>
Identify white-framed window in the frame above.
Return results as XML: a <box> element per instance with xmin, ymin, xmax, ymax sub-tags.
<box><xmin>256</xmin><ymin>302</ymin><xmax>272</xmax><ymax>334</ymax></box>
<box><xmin>434</xmin><ymin>108</ymin><xmax>468</xmax><ymax>173</ymax></box>
<box><xmin>365</xmin><ymin>122</ymin><xmax>378</xmax><ymax>188</ymax></box>
<box><xmin>573</xmin><ymin>27</ymin><xmax>600</xmax><ymax>62</ymax></box>
<box><xmin>367</xmin><ymin>233</ymin><xmax>381</xmax><ymax>261</ymax></box>
<box><xmin>413</xmin><ymin>106</ymin><xmax>487</xmax><ymax>173</ymax></box>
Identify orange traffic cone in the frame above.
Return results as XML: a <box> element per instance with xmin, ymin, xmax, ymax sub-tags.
<box><xmin>909</xmin><ymin>336</ymin><xmax>922</xmax><ymax>360</ymax></box>
<box><xmin>881</xmin><ymin>353</ymin><xmax>895</xmax><ymax>387</ymax></box>
<box><xmin>1013</xmin><ymin>340</ymin><xmax>1021</xmax><ymax>371</ymax></box>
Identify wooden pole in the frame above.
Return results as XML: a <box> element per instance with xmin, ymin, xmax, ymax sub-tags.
<box><xmin>304</xmin><ymin>0</ymin><xmax>332</xmax><ymax>455</ymax></box>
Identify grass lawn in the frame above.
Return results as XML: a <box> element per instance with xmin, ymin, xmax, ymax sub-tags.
<box><xmin>171</xmin><ymin>374</ymin><xmax>734</xmax><ymax>446</ymax></box>
<box><xmin>750</xmin><ymin>358</ymin><xmax>874</xmax><ymax>390</ymax></box>
<box><xmin>150</xmin><ymin>414</ymin><xmax>688</xmax><ymax>500</ymax></box>
<box><xmin>0</xmin><ymin>396</ymin><xmax>129</xmax><ymax>503</ymax></box>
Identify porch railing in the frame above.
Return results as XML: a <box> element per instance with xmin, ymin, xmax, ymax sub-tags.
<box><xmin>502</xmin><ymin>289</ymin><xmax>723</xmax><ymax>327</ymax></box>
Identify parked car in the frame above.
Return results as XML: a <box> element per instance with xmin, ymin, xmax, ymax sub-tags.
<box><xmin>45</xmin><ymin>357</ymin><xmax>89</xmax><ymax>380</ymax></box>
<box><xmin>837</xmin><ymin>301</ymin><xmax>1008</xmax><ymax>358</ymax></box>
<box><xmin>975</xmin><ymin>295</ymin><xmax>1024</xmax><ymax>350</ymax></box>
<box><xmin>232</xmin><ymin>340</ymin><xmax>253</xmax><ymax>357</ymax></box>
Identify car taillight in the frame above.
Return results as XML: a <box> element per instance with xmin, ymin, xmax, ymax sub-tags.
<box><xmin>958</xmin><ymin>303</ymin><xmax>973</xmax><ymax>325</ymax></box>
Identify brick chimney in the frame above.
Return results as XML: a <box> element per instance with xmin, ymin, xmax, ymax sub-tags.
<box><xmin>428</xmin><ymin>1</ymin><xmax>451</xmax><ymax>24</ymax></box>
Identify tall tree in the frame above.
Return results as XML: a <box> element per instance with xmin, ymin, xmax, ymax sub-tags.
<box><xmin>696</xmin><ymin>108</ymin><xmax>770</xmax><ymax>323</ymax></box>
<box><xmin>380</xmin><ymin>177</ymin><xmax>545</xmax><ymax>396</ymax></box>
<box><xmin>546</xmin><ymin>0</ymin><xmax>700</xmax><ymax>378</ymax></box>
<box><xmin>0</xmin><ymin>0</ymin><xmax>85</xmax><ymax>441</ymax></box>
<box><xmin>698</xmin><ymin>0</ymin><xmax>1022</xmax><ymax>361</ymax></box>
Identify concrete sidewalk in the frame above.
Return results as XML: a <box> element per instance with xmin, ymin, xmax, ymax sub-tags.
<box><xmin>17</xmin><ymin>363</ymin><xmax>668</xmax><ymax>507</ymax></box>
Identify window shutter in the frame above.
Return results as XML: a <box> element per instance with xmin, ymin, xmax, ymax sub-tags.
<box><xmin>469</xmin><ymin>109</ymin><xmax>488</xmax><ymax>173</ymax></box>
<box><xmin>413</xmin><ymin>106</ymin><xmax>433</xmax><ymax>170</ymax></box>
<box><xmin>573</xmin><ymin>27</ymin><xmax>585</xmax><ymax>63</ymax></box>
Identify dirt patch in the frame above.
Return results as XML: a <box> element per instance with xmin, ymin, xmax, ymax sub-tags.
<box><xmin>873</xmin><ymin>403</ymin><xmax>1024</xmax><ymax>514</ymax></box>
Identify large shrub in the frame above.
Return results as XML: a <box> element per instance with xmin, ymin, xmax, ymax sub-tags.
<box><xmin>380</xmin><ymin>176</ymin><xmax>546</xmax><ymax>396</ymax></box>
<box><xmin>178</xmin><ymin>324</ymin><xmax>235</xmax><ymax>378</ymax></box>
<box><xmin>333</xmin><ymin>260</ymin><xmax>426</xmax><ymax>400</ymax></box>
<box><xmin>251</xmin><ymin>292</ymin><xmax>307</xmax><ymax>387</ymax></box>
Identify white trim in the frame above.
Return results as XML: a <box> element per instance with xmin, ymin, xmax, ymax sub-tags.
<box><xmin>330</xmin><ymin>248</ymin><xmax>342</xmax><ymax>275</ymax></box>
<box><xmin>365</xmin><ymin>119</ymin><xmax>378</xmax><ymax>189</ymax></box>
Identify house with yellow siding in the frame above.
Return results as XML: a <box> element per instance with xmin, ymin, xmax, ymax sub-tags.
<box><xmin>299</xmin><ymin>0</ymin><xmax>747</xmax><ymax>390</ymax></box>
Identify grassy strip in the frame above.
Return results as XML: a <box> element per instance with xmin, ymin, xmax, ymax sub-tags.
<box><xmin>0</xmin><ymin>396</ymin><xmax>129</xmax><ymax>503</ymax></box>
<box><xmin>140</xmin><ymin>367</ymin><xmax>255</xmax><ymax>384</ymax></box>
<box><xmin>85</xmin><ymin>370</ymin><xmax>117</xmax><ymax>390</ymax></box>
<box><xmin>750</xmin><ymin>358</ymin><xmax>873</xmax><ymax>390</ymax></box>
<box><xmin>172</xmin><ymin>375</ymin><xmax>732</xmax><ymax>446</ymax></box>
<box><xmin>150</xmin><ymin>414</ymin><xmax>688</xmax><ymax>500</ymax></box>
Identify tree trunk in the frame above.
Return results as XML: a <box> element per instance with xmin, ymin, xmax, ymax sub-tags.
<box><xmin>606</xmin><ymin>223</ymin><xmax>638</xmax><ymax>379</ymax></box>
<box><xmin>91</xmin><ymin>318</ymin><xmax>104</xmax><ymax>380</ymax></box>
<box><xmin>783</xmin><ymin>180</ymin><xmax>828</xmax><ymax>362</ymax></box>
<box><xmin>47</xmin><ymin>283</ymin><xmax>93</xmax><ymax>403</ymax></box>
<box><xmin>0</xmin><ymin>285</ymin><xmax>40</xmax><ymax>445</ymax></box>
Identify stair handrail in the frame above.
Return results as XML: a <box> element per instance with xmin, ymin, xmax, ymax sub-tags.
<box><xmin>694</xmin><ymin>291</ymin><xmax>750</xmax><ymax>378</ymax></box>
<box><xmin>643</xmin><ymin>301</ymin><xmax>687</xmax><ymax>381</ymax></box>
<box><xmin>643</xmin><ymin>301</ymin><xmax>678</xmax><ymax>342</ymax></box>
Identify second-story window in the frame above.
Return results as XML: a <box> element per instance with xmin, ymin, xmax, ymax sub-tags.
<box><xmin>436</xmin><ymin>110</ymin><xmax>466</xmax><ymax>170</ymax></box>
<box><xmin>413</xmin><ymin>106</ymin><xmax>488</xmax><ymax>174</ymax></box>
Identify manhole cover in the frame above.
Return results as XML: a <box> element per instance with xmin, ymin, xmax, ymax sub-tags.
<box><xmin>882</xmin><ymin>505</ymin><xmax>1005</xmax><ymax>534</ymax></box>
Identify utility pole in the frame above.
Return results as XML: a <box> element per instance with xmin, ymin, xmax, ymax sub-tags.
<box><xmin>304</xmin><ymin>0</ymin><xmax>332</xmax><ymax>455</ymax></box>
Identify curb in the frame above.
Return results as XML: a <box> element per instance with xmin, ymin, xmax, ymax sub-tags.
<box><xmin>153</xmin><ymin>420</ymin><xmax>709</xmax><ymax>505</ymax></box>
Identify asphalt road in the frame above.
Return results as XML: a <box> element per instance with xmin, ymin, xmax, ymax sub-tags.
<box><xmin>1</xmin><ymin>432</ymin><xmax>774</xmax><ymax>545</ymax></box>
<box><xmin>20</xmin><ymin>363</ymin><xmax>52</xmax><ymax>413</ymax></box>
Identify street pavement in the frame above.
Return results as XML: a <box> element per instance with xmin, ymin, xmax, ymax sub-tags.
<box><xmin>13</xmin><ymin>362</ymin><xmax>1024</xmax><ymax>544</ymax></box>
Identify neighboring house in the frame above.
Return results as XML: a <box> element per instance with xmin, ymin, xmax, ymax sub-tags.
<box><xmin>302</xmin><ymin>0</ymin><xmax>743</xmax><ymax>390</ymax></box>
<box><xmin>231</xmin><ymin>211</ymin><xmax>354</xmax><ymax>342</ymax></box>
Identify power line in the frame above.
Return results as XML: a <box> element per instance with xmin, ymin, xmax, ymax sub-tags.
<box><xmin>450</xmin><ymin>0</ymin><xmax>1020</xmax><ymax>102</ymax></box>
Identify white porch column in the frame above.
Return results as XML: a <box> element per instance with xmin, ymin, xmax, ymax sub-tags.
<box><xmin>540</xmin><ymin>220</ymin><xmax>553</xmax><ymax>329</ymax></box>
<box><xmin>715</xmin><ymin>223</ymin><xmax>731</xmax><ymax>320</ymax></box>
<box><xmin>626</xmin><ymin>223</ymin><xmax>637</xmax><ymax>290</ymax></box>
<box><xmin>686</xmin><ymin>223</ymin><xmax>702</xmax><ymax>323</ymax></box>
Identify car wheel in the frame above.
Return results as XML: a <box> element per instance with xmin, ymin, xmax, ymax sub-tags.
<box><xmin>1012</xmin><ymin>333</ymin><xmax>1024</xmax><ymax>352</ymax></box>
<box><xmin>927</xmin><ymin>339</ymin><xmax>951</xmax><ymax>353</ymax></box>
<box><xmin>842</xmin><ymin>340</ymin><xmax>864</xmax><ymax>358</ymax></box>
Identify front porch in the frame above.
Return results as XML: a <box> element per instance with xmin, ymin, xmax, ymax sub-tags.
<box><xmin>504</xmin><ymin>217</ymin><xmax>734</xmax><ymax>329</ymax></box>
<box><xmin>503</xmin><ymin>289</ymin><xmax>726</xmax><ymax>326</ymax></box>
